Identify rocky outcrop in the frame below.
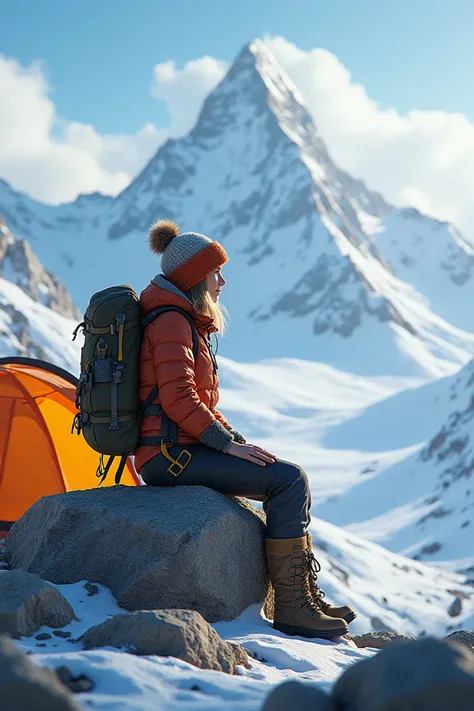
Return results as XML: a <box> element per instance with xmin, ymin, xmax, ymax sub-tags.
<box><xmin>81</xmin><ymin>609</ymin><xmax>248</xmax><ymax>674</ymax></box>
<box><xmin>352</xmin><ymin>631</ymin><xmax>416</xmax><ymax>650</ymax></box>
<box><xmin>0</xmin><ymin>215</ymin><xmax>79</xmax><ymax>320</ymax></box>
<box><xmin>6</xmin><ymin>485</ymin><xmax>272</xmax><ymax>622</ymax></box>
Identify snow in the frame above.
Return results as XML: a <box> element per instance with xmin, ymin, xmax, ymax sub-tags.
<box><xmin>0</xmin><ymin>276</ymin><xmax>81</xmax><ymax>372</ymax></box>
<box><xmin>3</xmin><ymin>505</ymin><xmax>473</xmax><ymax>710</ymax></box>
<box><xmin>0</xmin><ymin>571</ymin><xmax>366</xmax><ymax>710</ymax></box>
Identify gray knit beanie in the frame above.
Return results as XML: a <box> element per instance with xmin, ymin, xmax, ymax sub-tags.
<box><xmin>148</xmin><ymin>220</ymin><xmax>228</xmax><ymax>291</ymax></box>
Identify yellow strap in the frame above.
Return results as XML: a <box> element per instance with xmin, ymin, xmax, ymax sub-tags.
<box><xmin>117</xmin><ymin>323</ymin><xmax>124</xmax><ymax>362</ymax></box>
<box><xmin>160</xmin><ymin>442</ymin><xmax>192</xmax><ymax>477</ymax></box>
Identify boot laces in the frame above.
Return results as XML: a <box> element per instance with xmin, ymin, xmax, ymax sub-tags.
<box><xmin>304</xmin><ymin>549</ymin><xmax>329</xmax><ymax>612</ymax></box>
<box><xmin>289</xmin><ymin>552</ymin><xmax>320</xmax><ymax>615</ymax></box>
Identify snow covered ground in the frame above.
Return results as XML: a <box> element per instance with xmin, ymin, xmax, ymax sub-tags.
<box><xmin>2</xmin><ymin>507</ymin><xmax>473</xmax><ymax>711</ymax></box>
<box><xmin>2</xmin><ymin>570</ymin><xmax>370</xmax><ymax>711</ymax></box>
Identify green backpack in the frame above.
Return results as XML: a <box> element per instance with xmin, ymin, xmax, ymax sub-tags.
<box><xmin>72</xmin><ymin>285</ymin><xmax>198</xmax><ymax>485</ymax></box>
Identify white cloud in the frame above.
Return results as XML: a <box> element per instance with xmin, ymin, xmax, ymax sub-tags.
<box><xmin>0</xmin><ymin>55</ymin><xmax>165</xmax><ymax>204</ymax></box>
<box><xmin>150</xmin><ymin>55</ymin><xmax>228</xmax><ymax>137</ymax></box>
<box><xmin>265</xmin><ymin>36</ymin><xmax>474</xmax><ymax>238</ymax></box>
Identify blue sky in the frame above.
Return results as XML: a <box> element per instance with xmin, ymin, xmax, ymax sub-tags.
<box><xmin>3</xmin><ymin>0</ymin><xmax>474</xmax><ymax>133</ymax></box>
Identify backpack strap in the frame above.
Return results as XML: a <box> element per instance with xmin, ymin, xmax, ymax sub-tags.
<box><xmin>96</xmin><ymin>453</ymin><xmax>129</xmax><ymax>486</ymax></box>
<box><xmin>139</xmin><ymin>307</ymin><xmax>200</xmax><ymax>448</ymax></box>
<box><xmin>141</xmin><ymin>306</ymin><xmax>199</xmax><ymax>360</ymax></box>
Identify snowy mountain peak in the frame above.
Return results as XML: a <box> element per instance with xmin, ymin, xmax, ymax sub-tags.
<box><xmin>3</xmin><ymin>41</ymin><xmax>474</xmax><ymax>375</ymax></box>
<box><xmin>233</xmin><ymin>39</ymin><xmax>308</xmax><ymax>110</ymax></box>
<box><xmin>196</xmin><ymin>38</ymin><xmax>321</xmax><ymax>160</ymax></box>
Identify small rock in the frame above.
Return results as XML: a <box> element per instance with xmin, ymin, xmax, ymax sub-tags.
<box><xmin>0</xmin><ymin>635</ymin><xmax>81</xmax><ymax>710</ymax></box>
<box><xmin>352</xmin><ymin>631</ymin><xmax>417</xmax><ymax>650</ymax></box>
<box><xmin>262</xmin><ymin>680</ymin><xmax>335</xmax><ymax>711</ymax></box>
<box><xmin>36</xmin><ymin>643</ymin><xmax>46</xmax><ymax>648</ymax></box>
<box><xmin>0</xmin><ymin>570</ymin><xmax>75</xmax><ymax>637</ymax></box>
<box><xmin>83</xmin><ymin>583</ymin><xmax>99</xmax><ymax>597</ymax></box>
<box><xmin>81</xmin><ymin>609</ymin><xmax>248</xmax><ymax>674</ymax></box>
<box><xmin>56</xmin><ymin>666</ymin><xmax>94</xmax><ymax>693</ymax></box>
<box><xmin>446</xmin><ymin>630</ymin><xmax>474</xmax><ymax>653</ymax></box>
<box><xmin>448</xmin><ymin>597</ymin><xmax>462</xmax><ymax>617</ymax></box>
<box><xmin>36</xmin><ymin>633</ymin><xmax>52</xmax><ymax>641</ymax></box>
<box><xmin>53</xmin><ymin>630</ymin><xmax>72</xmax><ymax>639</ymax></box>
<box><xmin>333</xmin><ymin>637</ymin><xmax>474</xmax><ymax>711</ymax></box>
<box><xmin>190</xmin><ymin>684</ymin><xmax>201</xmax><ymax>692</ymax></box>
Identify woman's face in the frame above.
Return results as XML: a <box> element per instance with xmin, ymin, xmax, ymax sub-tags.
<box><xmin>207</xmin><ymin>268</ymin><xmax>226</xmax><ymax>302</ymax></box>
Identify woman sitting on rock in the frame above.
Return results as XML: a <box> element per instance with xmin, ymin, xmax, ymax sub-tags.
<box><xmin>135</xmin><ymin>220</ymin><xmax>356</xmax><ymax>640</ymax></box>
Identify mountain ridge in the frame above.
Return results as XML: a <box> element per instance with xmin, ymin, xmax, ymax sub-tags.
<box><xmin>1</xmin><ymin>40</ymin><xmax>474</xmax><ymax>376</ymax></box>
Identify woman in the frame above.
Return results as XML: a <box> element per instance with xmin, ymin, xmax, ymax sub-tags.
<box><xmin>135</xmin><ymin>220</ymin><xmax>356</xmax><ymax>639</ymax></box>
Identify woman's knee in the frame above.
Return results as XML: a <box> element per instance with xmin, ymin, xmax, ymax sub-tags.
<box><xmin>271</xmin><ymin>460</ymin><xmax>310</xmax><ymax>494</ymax></box>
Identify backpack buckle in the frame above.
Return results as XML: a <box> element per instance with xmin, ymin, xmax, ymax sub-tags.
<box><xmin>109</xmin><ymin>417</ymin><xmax>119</xmax><ymax>430</ymax></box>
<box><xmin>160</xmin><ymin>439</ymin><xmax>192</xmax><ymax>477</ymax></box>
<box><xmin>113</xmin><ymin>363</ymin><xmax>124</xmax><ymax>383</ymax></box>
<box><xmin>167</xmin><ymin>449</ymin><xmax>192</xmax><ymax>477</ymax></box>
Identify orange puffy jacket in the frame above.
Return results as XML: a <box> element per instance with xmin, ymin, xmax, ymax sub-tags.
<box><xmin>134</xmin><ymin>275</ymin><xmax>234</xmax><ymax>472</ymax></box>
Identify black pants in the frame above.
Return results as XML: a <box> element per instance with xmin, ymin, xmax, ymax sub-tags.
<box><xmin>140</xmin><ymin>444</ymin><xmax>311</xmax><ymax>539</ymax></box>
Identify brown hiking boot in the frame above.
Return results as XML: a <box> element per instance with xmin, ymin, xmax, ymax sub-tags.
<box><xmin>265</xmin><ymin>536</ymin><xmax>349</xmax><ymax>639</ymax></box>
<box><xmin>306</xmin><ymin>533</ymin><xmax>357</xmax><ymax>624</ymax></box>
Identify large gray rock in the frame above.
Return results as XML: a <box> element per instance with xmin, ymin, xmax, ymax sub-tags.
<box><xmin>82</xmin><ymin>609</ymin><xmax>248</xmax><ymax>674</ymax></box>
<box><xmin>6</xmin><ymin>485</ymin><xmax>271</xmax><ymax>622</ymax></box>
<box><xmin>352</xmin><ymin>631</ymin><xmax>417</xmax><ymax>650</ymax></box>
<box><xmin>0</xmin><ymin>570</ymin><xmax>75</xmax><ymax>637</ymax></box>
<box><xmin>0</xmin><ymin>635</ymin><xmax>81</xmax><ymax>711</ymax></box>
<box><xmin>262</xmin><ymin>680</ymin><xmax>335</xmax><ymax>711</ymax></box>
<box><xmin>333</xmin><ymin>637</ymin><xmax>474</xmax><ymax>711</ymax></box>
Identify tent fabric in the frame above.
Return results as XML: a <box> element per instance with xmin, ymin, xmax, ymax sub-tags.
<box><xmin>0</xmin><ymin>357</ymin><xmax>139</xmax><ymax>535</ymax></box>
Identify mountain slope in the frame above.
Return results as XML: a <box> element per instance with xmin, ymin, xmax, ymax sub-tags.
<box><xmin>313</xmin><ymin>356</ymin><xmax>474</xmax><ymax>574</ymax></box>
<box><xmin>0</xmin><ymin>216</ymin><xmax>80</xmax><ymax>371</ymax></box>
<box><xmin>356</xmin><ymin>206</ymin><xmax>474</xmax><ymax>331</ymax></box>
<box><xmin>1</xmin><ymin>41</ymin><xmax>474</xmax><ymax>376</ymax></box>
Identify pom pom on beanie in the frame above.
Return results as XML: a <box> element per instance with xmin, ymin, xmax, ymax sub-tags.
<box><xmin>148</xmin><ymin>217</ymin><xmax>228</xmax><ymax>291</ymax></box>
<box><xmin>149</xmin><ymin>220</ymin><xmax>179</xmax><ymax>254</ymax></box>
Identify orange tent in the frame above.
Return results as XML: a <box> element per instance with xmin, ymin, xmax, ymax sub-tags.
<box><xmin>0</xmin><ymin>357</ymin><xmax>140</xmax><ymax>537</ymax></box>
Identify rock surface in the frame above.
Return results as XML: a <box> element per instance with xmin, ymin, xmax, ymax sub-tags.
<box><xmin>0</xmin><ymin>634</ymin><xmax>81</xmax><ymax>710</ymax></box>
<box><xmin>262</xmin><ymin>679</ymin><xmax>335</xmax><ymax>711</ymax></box>
<box><xmin>333</xmin><ymin>637</ymin><xmax>474</xmax><ymax>711</ymax></box>
<box><xmin>446</xmin><ymin>630</ymin><xmax>474</xmax><ymax>653</ymax></box>
<box><xmin>352</xmin><ymin>631</ymin><xmax>417</xmax><ymax>650</ymax></box>
<box><xmin>55</xmin><ymin>666</ymin><xmax>95</xmax><ymax>694</ymax></box>
<box><xmin>6</xmin><ymin>485</ymin><xmax>271</xmax><ymax>622</ymax></box>
<box><xmin>0</xmin><ymin>570</ymin><xmax>75</xmax><ymax>637</ymax></box>
<box><xmin>81</xmin><ymin>609</ymin><xmax>248</xmax><ymax>674</ymax></box>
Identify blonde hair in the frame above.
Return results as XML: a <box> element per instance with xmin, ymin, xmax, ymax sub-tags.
<box><xmin>186</xmin><ymin>277</ymin><xmax>229</xmax><ymax>335</ymax></box>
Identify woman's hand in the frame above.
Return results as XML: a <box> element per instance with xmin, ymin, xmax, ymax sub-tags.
<box><xmin>227</xmin><ymin>442</ymin><xmax>276</xmax><ymax>467</ymax></box>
